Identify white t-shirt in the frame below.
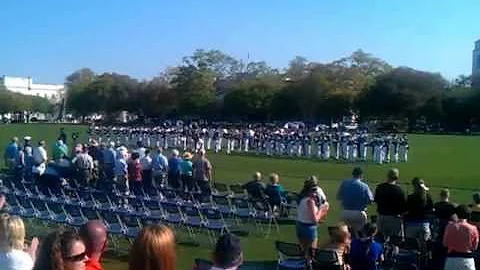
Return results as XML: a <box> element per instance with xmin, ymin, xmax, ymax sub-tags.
<box><xmin>0</xmin><ymin>249</ymin><xmax>34</xmax><ymax>270</ymax></box>
<box><xmin>32</xmin><ymin>146</ymin><xmax>47</xmax><ymax>165</ymax></box>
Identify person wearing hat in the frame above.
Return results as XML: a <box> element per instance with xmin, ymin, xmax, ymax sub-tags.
<box><xmin>296</xmin><ymin>176</ymin><xmax>329</xmax><ymax>256</ymax></box>
<box><xmin>180</xmin><ymin>152</ymin><xmax>195</xmax><ymax>192</ymax></box>
<box><xmin>404</xmin><ymin>177</ymin><xmax>433</xmax><ymax>246</ymax></box>
<box><xmin>374</xmin><ymin>168</ymin><xmax>407</xmax><ymax>238</ymax></box>
<box><xmin>4</xmin><ymin>137</ymin><xmax>19</xmax><ymax>170</ymax></box>
<box><xmin>209</xmin><ymin>233</ymin><xmax>244</xmax><ymax>270</ymax></box>
<box><xmin>337</xmin><ymin>167</ymin><xmax>374</xmax><ymax>237</ymax></box>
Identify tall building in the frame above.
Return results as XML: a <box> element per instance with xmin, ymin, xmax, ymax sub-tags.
<box><xmin>0</xmin><ymin>75</ymin><xmax>65</xmax><ymax>103</ymax></box>
<box><xmin>473</xmin><ymin>40</ymin><xmax>480</xmax><ymax>75</ymax></box>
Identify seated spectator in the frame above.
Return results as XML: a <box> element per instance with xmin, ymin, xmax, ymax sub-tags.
<box><xmin>208</xmin><ymin>233</ymin><xmax>244</xmax><ymax>270</ymax></box>
<box><xmin>0</xmin><ymin>215</ymin><xmax>38</xmax><ymax>270</ymax></box>
<box><xmin>129</xmin><ymin>225</ymin><xmax>176</xmax><ymax>270</ymax></box>
<box><xmin>79</xmin><ymin>220</ymin><xmax>107</xmax><ymax>270</ymax></box>
<box><xmin>404</xmin><ymin>177</ymin><xmax>433</xmax><ymax>246</ymax></box>
<box><xmin>443</xmin><ymin>205</ymin><xmax>479</xmax><ymax>270</ymax></box>
<box><xmin>264</xmin><ymin>173</ymin><xmax>287</xmax><ymax>210</ymax></box>
<box><xmin>322</xmin><ymin>223</ymin><xmax>351</xmax><ymax>269</ymax></box>
<box><xmin>349</xmin><ymin>223</ymin><xmax>383</xmax><ymax>270</ymax></box>
<box><xmin>434</xmin><ymin>189</ymin><xmax>457</xmax><ymax>240</ymax></box>
<box><xmin>242</xmin><ymin>172</ymin><xmax>265</xmax><ymax>201</ymax></box>
<box><xmin>33</xmin><ymin>228</ymin><xmax>87</xmax><ymax>270</ymax></box>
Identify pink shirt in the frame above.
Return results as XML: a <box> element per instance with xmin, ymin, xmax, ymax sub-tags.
<box><xmin>443</xmin><ymin>220</ymin><xmax>479</xmax><ymax>253</ymax></box>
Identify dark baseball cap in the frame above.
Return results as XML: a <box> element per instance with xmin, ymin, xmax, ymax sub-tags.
<box><xmin>214</xmin><ymin>234</ymin><xmax>243</xmax><ymax>268</ymax></box>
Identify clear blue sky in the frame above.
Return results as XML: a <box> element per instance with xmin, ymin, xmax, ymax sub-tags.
<box><xmin>1</xmin><ymin>0</ymin><xmax>479</xmax><ymax>84</ymax></box>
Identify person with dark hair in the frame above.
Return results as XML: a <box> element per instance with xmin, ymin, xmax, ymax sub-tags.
<box><xmin>374</xmin><ymin>168</ymin><xmax>406</xmax><ymax>238</ymax></box>
<box><xmin>337</xmin><ymin>167</ymin><xmax>374</xmax><ymax>236</ymax></box>
<box><xmin>404</xmin><ymin>178</ymin><xmax>433</xmax><ymax>245</ymax></box>
<box><xmin>443</xmin><ymin>205</ymin><xmax>479</xmax><ymax>270</ymax></box>
<box><xmin>210</xmin><ymin>234</ymin><xmax>243</xmax><ymax>270</ymax></box>
<box><xmin>140</xmin><ymin>149</ymin><xmax>153</xmax><ymax>189</ymax></box>
<box><xmin>471</xmin><ymin>193</ymin><xmax>480</xmax><ymax>213</ymax></box>
<box><xmin>322</xmin><ymin>223</ymin><xmax>351</xmax><ymax>268</ymax></box>
<box><xmin>349</xmin><ymin>223</ymin><xmax>384</xmax><ymax>270</ymax></box>
<box><xmin>296</xmin><ymin>176</ymin><xmax>329</xmax><ymax>255</ymax></box>
<box><xmin>33</xmin><ymin>228</ymin><xmax>87</xmax><ymax>270</ymax></box>
<box><xmin>79</xmin><ymin>220</ymin><xmax>108</xmax><ymax>270</ymax></box>
<box><xmin>128</xmin><ymin>152</ymin><xmax>143</xmax><ymax>195</ymax></box>
<box><xmin>129</xmin><ymin>225</ymin><xmax>176</xmax><ymax>270</ymax></box>
<box><xmin>434</xmin><ymin>189</ymin><xmax>457</xmax><ymax>239</ymax></box>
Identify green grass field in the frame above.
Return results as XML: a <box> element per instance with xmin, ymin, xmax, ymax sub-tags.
<box><xmin>1</xmin><ymin>123</ymin><xmax>480</xmax><ymax>270</ymax></box>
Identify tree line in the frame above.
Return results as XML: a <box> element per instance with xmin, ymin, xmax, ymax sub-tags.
<box><xmin>0</xmin><ymin>85</ymin><xmax>54</xmax><ymax>114</ymax></box>
<box><xmin>65</xmin><ymin>49</ymin><xmax>480</xmax><ymax>131</ymax></box>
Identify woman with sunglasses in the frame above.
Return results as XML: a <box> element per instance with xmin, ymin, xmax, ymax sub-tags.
<box><xmin>33</xmin><ymin>228</ymin><xmax>87</xmax><ymax>270</ymax></box>
<box><xmin>129</xmin><ymin>224</ymin><xmax>176</xmax><ymax>270</ymax></box>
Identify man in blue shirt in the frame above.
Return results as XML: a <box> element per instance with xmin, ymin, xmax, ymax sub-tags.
<box><xmin>337</xmin><ymin>167</ymin><xmax>374</xmax><ymax>236</ymax></box>
<box><xmin>152</xmin><ymin>147</ymin><xmax>169</xmax><ymax>187</ymax></box>
<box><xmin>102</xmin><ymin>141</ymin><xmax>117</xmax><ymax>182</ymax></box>
<box><xmin>4</xmin><ymin>137</ymin><xmax>19</xmax><ymax>170</ymax></box>
<box><xmin>168</xmin><ymin>149</ymin><xmax>182</xmax><ymax>189</ymax></box>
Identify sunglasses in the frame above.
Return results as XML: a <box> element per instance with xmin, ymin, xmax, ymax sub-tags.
<box><xmin>65</xmin><ymin>251</ymin><xmax>87</xmax><ymax>262</ymax></box>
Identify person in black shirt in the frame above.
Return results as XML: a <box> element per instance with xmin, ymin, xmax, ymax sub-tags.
<box><xmin>242</xmin><ymin>171</ymin><xmax>265</xmax><ymax>202</ymax></box>
<box><xmin>374</xmin><ymin>168</ymin><xmax>406</xmax><ymax>238</ymax></box>
<box><xmin>404</xmin><ymin>177</ymin><xmax>433</xmax><ymax>244</ymax></box>
<box><xmin>434</xmin><ymin>189</ymin><xmax>457</xmax><ymax>222</ymax></box>
<box><xmin>431</xmin><ymin>189</ymin><xmax>457</xmax><ymax>270</ymax></box>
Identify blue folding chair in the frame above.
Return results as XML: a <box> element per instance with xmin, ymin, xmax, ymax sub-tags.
<box><xmin>63</xmin><ymin>204</ymin><xmax>87</xmax><ymax>227</ymax></box>
<box><xmin>182</xmin><ymin>205</ymin><xmax>205</xmax><ymax>240</ymax></box>
<box><xmin>30</xmin><ymin>198</ymin><xmax>55</xmax><ymax>221</ymax></box>
<box><xmin>201</xmin><ymin>208</ymin><xmax>229</xmax><ymax>243</ymax></box>
<box><xmin>275</xmin><ymin>241</ymin><xmax>306</xmax><ymax>270</ymax></box>
<box><xmin>212</xmin><ymin>195</ymin><xmax>235</xmax><ymax>218</ymax></box>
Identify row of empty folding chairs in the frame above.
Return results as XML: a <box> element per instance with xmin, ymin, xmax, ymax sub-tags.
<box><xmin>1</xmin><ymin>181</ymin><xmax>281</xmax><ymax>243</ymax></box>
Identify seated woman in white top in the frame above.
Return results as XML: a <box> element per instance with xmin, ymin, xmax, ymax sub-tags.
<box><xmin>0</xmin><ymin>215</ymin><xmax>38</xmax><ymax>270</ymax></box>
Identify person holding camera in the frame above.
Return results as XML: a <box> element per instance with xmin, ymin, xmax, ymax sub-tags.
<box><xmin>296</xmin><ymin>176</ymin><xmax>329</xmax><ymax>256</ymax></box>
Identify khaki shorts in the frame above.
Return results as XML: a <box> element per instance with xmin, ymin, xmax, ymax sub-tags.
<box><xmin>341</xmin><ymin>210</ymin><xmax>367</xmax><ymax>234</ymax></box>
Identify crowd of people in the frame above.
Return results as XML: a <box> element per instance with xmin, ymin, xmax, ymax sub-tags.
<box><xmin>2</xmin><ymin>128</ymin><xmax>480</xmax><ymax>270</ymax></box>
<box><xmin>293</xmin><ymin>167</ymin><xmax>480</xmax><ymax>270</ymax></box>
<box><xmin>89</xmin><ymin>122</ymin><xmax>409</xmax><ymax>164</ymax></box>
<box><xmin>3</xmin><ymin>133</ymin><xmax>213</xmax><ymax>196</ymax></box>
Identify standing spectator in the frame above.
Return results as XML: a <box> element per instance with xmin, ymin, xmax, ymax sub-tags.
<box><xmin>264</xmin><ymin>173</ymin><xmax>288</xmax><ymax>211</ymax></box>
<box><xmin>349</xmin><ymin>223</ymin><xmax>384</xmax><ymax>270</ymax></box>
<box><xmin>242</xmin><ymin>172</ymin><xmax>266</xmax><ymax>202</ymax></box>
<box><xmin>152</xmin><ymin>147</ymin><xmax>168</xmax><ymax>187</ymax></box>
<box><xmin>33</xmin><ymin>228</ymin><xmax>87</xmax><ymax>270</ymax></box>
<box><xmin>32</xmin><ymin>140</ymin><xmax>47</xmax><ymax>184</ymax></box>
<box><xmin>114</xmin><ymin>151</ymin><xmax>129</xmax><ymax>195</ymax></box>
<box><xmin>128</xmin><ymin>152</ymin><xmax>143</xmax><ymax>195</ymax></box>
<box><xmin>52</xmin><ymin>139</ymin><xmax>68</xmax><ymax>161</ymax></box>
<box><xmin>129</xmin><ymin>225</ymin><xmax>176</xmax><ymax>270</ymax></box>
<box><xmin>322</xmin><ymin>223</ymin><xmax>351</xmax><ymax>268</ymax></box>
<box><xmin>180</xmin><ymin>152</ymin><xmax>194</xmax><ymax>192</ymax></box>
<box><xmin>296</xmin><ymin>177</ymin><xmax>329</xmax><ymax>255</ymax></box>
<box><xmin>59</xmin><ymin>128</ymin><xmax>67</xmax><ymax>145</ymax></box>
<box><xmin>135</xmin><ymin>140</ymin><xmax>147</xmax><ymax>159</ymax></box>
<box><xmin>337</xmin><ymin>167</ymin><xmax>374</xmax><ymax>236</ymax></box>
<box><xmin>434</xmin><ymin>189</ymin><xmax>457</xmax><ymax>239</ymax></box>
<box><xmin>102</xmin><ymin>142</ymin><xmax>117</xmax><ymax>183</ymax></box>
<box><xmin>4</xmin><ymin>137</ymin><xmax>19</xmax><ymax>170</ymax></box>
<box><xmin>72</xmin><ymin>145</ymin><xmax>94</xmax><ymax>187</ymax></box>
<box><xmin>140</xmin><ymin>149</ymin><xmax>153</xmax><ymax>189</ymax></box>
<box><xmin>23</xmin><ymin>147</ymin><xmax>34</xmax><ymax>183</ymax></box>
<box><xmin>404</xmin><ymin>177</ymin><xmax>433</xmax><ymax>244</ymax></box>
<box><xmin>443</xmin><ymin>205</ymin><xmax>479</xmax><ymax>270</ymax></box>
<box><xmin>168</xmin><ymin>150</ymin><xmax>182</xmax><ymax>189</ymax></box>
<box><xmin>79</xmin><ymin>220</ymin><xmax>108</xmax><ymax>270</ymax></box>
<box><xmin>0</xmin><ymin>215</ymin><xmax>39</xmax><ymax>270</ymax></box>
<box><xmin>374</xmin><ymin>168</ymin><xmax>406</xmax><ymax>238</ymax></box>
<box><xmin>193</xmin><ymin>149</ymin><xmax>212</xmax><ymax>194</ymax></box>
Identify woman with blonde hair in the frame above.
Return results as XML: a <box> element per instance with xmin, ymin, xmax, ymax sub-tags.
<box><xmin>129</xmin><ymin>224</ymin><xmax>176</xmax><ymax>270</ymax></box>
<box><xmin>0</xmin><ymin>215</ymin><xmax>39</xmax><ymax>270</ymax></box>
<box><xmin>322</xmin><ymin>222</ymin><xmax>352</xmax><ymax>269</ymax></box>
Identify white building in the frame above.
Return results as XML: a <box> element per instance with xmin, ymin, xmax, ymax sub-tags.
<box><xmin>0</xmin><ymin>75</ymin><xmax>65</xmax><ymax>103</ymax></box>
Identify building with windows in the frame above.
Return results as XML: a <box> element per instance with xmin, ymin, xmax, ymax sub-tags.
<box><xmin>473</xmin><ymin>39</ymin><xmax>480</xmax><ymax>87</ymax></box>
<box><xmin>0</xmin><ymin>75</ymin><xmax>65</xmax><ymax>103</ymax></box>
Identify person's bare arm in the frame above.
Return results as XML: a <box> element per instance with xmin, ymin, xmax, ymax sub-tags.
<box><xmin>27</xmin><ymin>237</ymin><xmax>39</xmax><ymax>262</ymax></box>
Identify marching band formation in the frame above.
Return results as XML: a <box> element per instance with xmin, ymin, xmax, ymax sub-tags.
<box><xmin>88</xmin><ymin>122</ymin><xmax>409</xmax><ymax>164</ymax></box>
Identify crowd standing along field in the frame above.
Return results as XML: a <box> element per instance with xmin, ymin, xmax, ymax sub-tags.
<box><xmin>1</xmin><ymin>124</ymin><xmax>480</xmax><ymax>270</ymax></box>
